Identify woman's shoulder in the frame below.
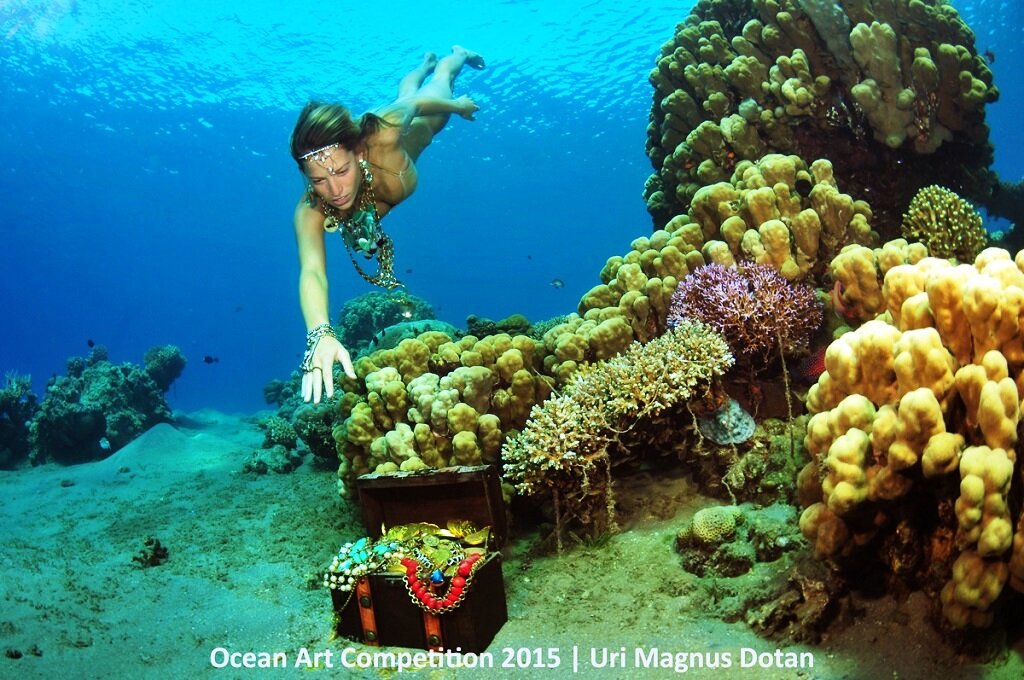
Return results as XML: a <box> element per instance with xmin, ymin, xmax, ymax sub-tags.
<box><xmin>294</xmin><ymin>195</ymin><xmax>327</xmax><ymax>229</ymax></box>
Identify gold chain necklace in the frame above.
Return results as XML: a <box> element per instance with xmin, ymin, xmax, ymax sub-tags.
<box><xmin>321</xmin><ymin>160</ymin><xmax>403</xmax><ymax>291</ymax></box>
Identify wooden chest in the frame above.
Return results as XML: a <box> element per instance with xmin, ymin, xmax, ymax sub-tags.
<box><xmin>330</xmin><ymin>465</ymin><xmax>508</xmax><ymax>653</ymax></box>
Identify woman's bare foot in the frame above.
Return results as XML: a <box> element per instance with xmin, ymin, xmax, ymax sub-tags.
<box><xmin>453</xmin><ymin>44</ymin><xmax>485</xmax><ymax>70</ymax></box>
<box><xmin>422</xmin><ymin>51</ymin><xmax>438</xmax><ymax>71</ymax></box>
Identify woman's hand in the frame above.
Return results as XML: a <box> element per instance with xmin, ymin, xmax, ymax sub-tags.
<box><xmin>301</xmin><ymin>335</ymin><xmax>357</xmax><ymax>404</ymax></box>
<box><xmin>454</xmin><ymin>95</ymin><xmax>479</xmax><ymax>120</ymax></box>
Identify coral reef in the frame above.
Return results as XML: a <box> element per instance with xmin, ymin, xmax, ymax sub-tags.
<box><xmin>799</xmin><ymin>247</ymin><xmax>1024</xmax><ymax>628</ymax></box>
<box><xmin>336</xmin><ymin>291</ymin><xmax>436</xmax><ymax>357</ymax></box>
<box><xmin>501</xmin><ymin>321</ymin><xmax>734</xmax><ymax>545</ymax></box>
<box><xmin>466</xmin><ymin>313</ymin><xmax>533</xmax><ymax>339</ymax></box>
<box><xmin>676</xmin><ymin>503</ymin><xmax>802</xmax><ymax>578</ymax></box>
<box><xmin>243</xmin><ymin>414</ymin><xmax>303</xmax><ymax>474</ymax></box>
<box><xmin>29</xmin><ymin>346</ymin><xmax>182</xmax><ymax>464</ymax></box>
<box><xmin>645</xmin><ymin>0</ymin><xmax>999</xmax><ymax>232</ymax></box>
<box><xmin>829</xmin><ymin>238</ymin><xmax>931</xmax><ymax>324</ymax></box>
<box><xmin>0</xmin><ymin>372</ymin><xmax>38</xmax><ymax>469</ymax></box>
<box><xmin>668</xmin><ymin>262</ymin><xmax>823</xmax><ymax>368</ymax></box>
<box><xmin>257</xmin><ymin>415</ymin><xmax>298</xmax><ymax>450</ymax></box>
<box><xmin>901</xmin><ymin>185</ymin><xmax>988</xmax><ymax>261</ymax></box>
<box><xmin>142</xmin><ymin>345</ymin><xmax>187</xmax><ymax>392</ymax></box>
<box><xmin>243</xmin><ymin>444</ymin><xmax>303</xmax><ymax>474</ymax></box>
<box><xmin>571</xmin><ymin>153</ymin><xmax>868</xmax><ymax>387</ymax></box>
<box><xmin>333</xmin><ymin>331</ymin><xmax>554</xmax><ymax>493</ymax></box>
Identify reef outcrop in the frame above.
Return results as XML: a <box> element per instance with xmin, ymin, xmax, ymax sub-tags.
<box><xmin>644</xmin><ymin>0</ymin><xmax>999</xmax><ymax>234</ymax></box>
<box><xmin>29</xmin><ymin>345</ymin><xmax>185</xmax><ymax>464</ymax></box>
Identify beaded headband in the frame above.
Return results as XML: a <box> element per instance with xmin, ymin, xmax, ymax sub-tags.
<box><xmin>300</xmin><ymin>143</ymin><xmax>340</xmax><ymax>165</ymax></box>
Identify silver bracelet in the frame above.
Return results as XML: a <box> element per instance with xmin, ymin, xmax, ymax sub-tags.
<box><xmin>300</xmin><ymin>324</ymin><xmax>337</xmax><ymax>372</ymax></box>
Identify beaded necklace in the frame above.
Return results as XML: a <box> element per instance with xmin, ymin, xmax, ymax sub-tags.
<box><xmin>320</xmin><ymin>159</ymin><xmax>403</xmax><ymax>291</ymax></box>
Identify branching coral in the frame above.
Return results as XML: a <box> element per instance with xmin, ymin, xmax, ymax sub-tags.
<box><xmin>901</xmin><ymin>185</ymin><xmax>988</xmax><ymax>262</ymax></box>
<box><xmin>800</xmin><ymin>247</ymin><xmax>1024</xmax><ymax>628</ymax></box>
<box><xmin>501</xmin><ymin>321</ymin><xmax>734</xmax><ymax>548</ymax></box>
<box><xmin>667</xmin><ymin>262</ymin><xmax>823</xmax><ymax>367</ymax></box>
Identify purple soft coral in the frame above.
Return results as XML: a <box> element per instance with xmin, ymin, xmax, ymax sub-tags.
<box><xmin>667</xmin><ymin>262</ymin><xmax>822</xmax><ymax>365</ymax></box>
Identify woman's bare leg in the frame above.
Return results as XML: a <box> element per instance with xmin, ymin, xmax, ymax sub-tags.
<box><xmin>398</xmin><ymin>52</ymin><xmax>437</xmax><ymax>98</ymax></box>
<box><xmin>415</xmin><ymin>45</ymin><xmax>484</xmax><ymax>134</ymax></box>
<box><xmin>400</xmin><ymin>46</ymin><xmax>484</xmax><ymax>161</ymax></box>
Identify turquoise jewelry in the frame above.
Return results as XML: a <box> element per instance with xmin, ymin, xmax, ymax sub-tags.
<box><xmin>320</xmin><ymin>159</ymin><xmax>403</xmax><ymax>291</ymax></box>
<box><xmin>323</xmin><ymin>537</ymin><xmax>403</xmax><ymax>592</ymax></box>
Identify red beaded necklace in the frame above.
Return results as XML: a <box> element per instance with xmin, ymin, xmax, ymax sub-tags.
<box><xmin>401</xmin><ymin>553</ymin><xmax>484</xmax><ymax>613</ymax></box>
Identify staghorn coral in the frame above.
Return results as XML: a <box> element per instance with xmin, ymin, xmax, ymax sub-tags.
<box><xmin>501</xmin><ymin>321</ymin><xmax>734</xmax><ymax>547</ymax></box>
<box><xmin>800</xmin><ymin>246</ymin><xmax>1024</xmax><ymax>628</ymax></box>
<box><xmin>901</xmin><ymin>185</ymin><xmax>988</xmax><ymax>262</ymax></box>
<box><xmin>645</xmin><ymin>0</ymin><xmax>999</xmax><ymax>234</ymax></box>
<box><xmin>667</xmin><ymin>262</ymin><xmax>823</xmax><ymax>368</ymax></box>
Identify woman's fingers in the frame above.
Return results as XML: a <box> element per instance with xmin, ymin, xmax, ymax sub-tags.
<box><xmin>301</xmin><ymin>370</ymin><xmax>314</xmax><ymax>402</ymax></box>
<box><xmin>339</xmin><ymin>346</ymin><xmax>356</xmax><ymax>380</ymax></box>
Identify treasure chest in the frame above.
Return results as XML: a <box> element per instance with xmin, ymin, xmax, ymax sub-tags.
<box><xmin>328</xmin><ymin>465</ymin><xmax>508</xmax><ymax>653</ymax></box>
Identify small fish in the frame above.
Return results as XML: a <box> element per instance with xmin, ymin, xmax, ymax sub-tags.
<box><xmin>795</xmin><ymin>346</ymin><xmax>828</xmax><ymax>383</ymax></box>
<box><xmin>405</xmin><ymin>268</ymin><xmax>413</xmax><ymax>274</ymax></box>
<box><xmin>984</xmin><ymin>48</ymin><xmax>996</xmax><ymax>64</ymax></box>
<box><xmin>203</xmin><ymin>355</ymin><xmax>219</xmax><ymax>364</ymax></box>
<box><xmin>87</xmin><ymin>338</ymin><xmax>95</xmax><ymax>348</ymax></box>
<box><xmin>527</xmin><ymin>254</ymin><xmax>532</xmax><ymax>260</ymax></box>
<box><xmin>550</xmin><ymin>278</ymin><xmax>564</xmax><ymax>289</ymax></box>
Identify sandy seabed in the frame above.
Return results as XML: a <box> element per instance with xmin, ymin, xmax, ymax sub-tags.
<box><xmin>1</xmin><ymin>410</ymin><xmax>1023</xmax><ymax>680</ymax></box>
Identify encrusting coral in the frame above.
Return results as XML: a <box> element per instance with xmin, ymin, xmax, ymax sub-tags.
<box><xmin>501</xmin><ymin>321</ymin><xmax>734</xmax><ymax>547</ymax></box>
<box><xmin>644</xmin><ymin>0</ymin><xmax>999</xmax><ymax>234</ymax></box>
<box><xmin>799</xmin><ymin>247</ymin><xmax>1024</xmax><ymax>628</ymax></box>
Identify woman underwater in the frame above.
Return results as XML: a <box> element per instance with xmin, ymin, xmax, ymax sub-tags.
<box><xmin>289</xmin><ymin>46</ymin><xmax>484</xmax><ymax>403</ymax></box>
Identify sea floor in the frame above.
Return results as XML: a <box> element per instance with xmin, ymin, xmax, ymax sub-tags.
<box><xmin>1</xmin><ymin>411</ymin><xmax>1022</xmax><ymax>679</ymax></box>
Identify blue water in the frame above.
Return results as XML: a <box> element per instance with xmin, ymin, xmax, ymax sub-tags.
<box><xmin>1</xmin><ymin>0</ymin><xmax>1021</xmax><ymax>414</ymax></box>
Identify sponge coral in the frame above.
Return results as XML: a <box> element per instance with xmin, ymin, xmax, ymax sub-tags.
<box><xmin>667</xmin><ymin>262</ymin><xmax>822</xmax><ymax>367</ymax></box>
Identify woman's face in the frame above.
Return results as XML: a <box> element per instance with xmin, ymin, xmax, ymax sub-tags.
<box><xmin>304</xmin><ymin>145</ymin><xmax>363</xmax><ymax>211</ymax></box>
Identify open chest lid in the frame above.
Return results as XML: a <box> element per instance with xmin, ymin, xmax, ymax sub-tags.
<box><xmin>355</xmin><ymin>465</ymin><xmax>507</xmax><ymax>547</ymax></box>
